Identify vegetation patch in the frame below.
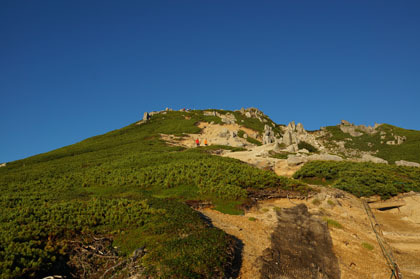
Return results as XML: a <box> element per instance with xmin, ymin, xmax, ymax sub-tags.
<box><xmin>361</xmin><ymin>242</ymin><xmax>374</xmax><ymax>251</ymax></box>
<box><xmin>0</xmin><ymin>110</ymin><xmax>307</xmax><ymax>278</ymax></box>
<box><xmin>323</xmin><ymin>218</ymin><xmax>343</xmax><ymax>229</ymax></box>
<box><xmin>294</xmin><ymin>161</ymin><xmax>420</xmax><ymax>199</ymax></box>
<box><xmin>312</xmin><ymin>198</ymin><xmax>321</xmax><ymax>206</ymax></box>
<box><xmin>269</xmin><ymin>150</ymin><xmax>291</xmax><ymax>159</ymax></box>
<box><xmin>297</xmin><ymin>141</ymin><xmax>318</xmax><ymax>153</ymax></box>
<box><xmin>324</xmin><ymin>124</ymin><xmax>420</xmax><ymax>164</ymax></box>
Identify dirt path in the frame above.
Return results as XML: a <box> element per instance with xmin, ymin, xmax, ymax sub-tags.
<box><xmin>200</xmin><ymin>206</ymin><xmax>278</xmax><ymax>278</ymax></box>
<box><xmin>201</xmin><ymin>187</ymin><xmax>396</xmax><ymax>279</ymax></box>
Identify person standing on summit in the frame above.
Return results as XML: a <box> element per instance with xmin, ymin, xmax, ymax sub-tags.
<box><xmin>195</xmin><ymin>138</ymin><xmax>200</xmax><ymax>147</ymax></box>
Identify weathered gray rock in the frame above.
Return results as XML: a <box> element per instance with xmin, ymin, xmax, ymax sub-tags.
<box><xmin>397</xmin><ymin>136</ymin><xmax>406</xmax><ymax>145</ymax></box>
<box><xmin>287</xmin><ymin>155</ymin><xmax>308</xmax><ymax>166</ymax></box>
<box><xmin>203</xmin><ymin>111</ymin><xmax>217</xmax><ymax>116</ymax></box>
<box><xmin>360</xmin><ymin>154</ymin><xmax>388</xmax><ymax>164</ymax></box>
<box><xmin>339</xmin><ymin>125</ymin><xmax>363</xmax><ymax>137</ymax></box>
<box><xmin>220</xmin><ymin>113</ymin><xmax>236</xmax><ymax>124</ymax></box>
<box><xmin>395</xmin><ymin>160</ymin><xmax>420</xmax><ymax>168</ymax></box>
<box><xmin>285</xmin><ymin>144</ymin><xmax>298</xmax><ymax>153</ymax></box>
<box><xmin>307</xmin><ymin>154</ymin><xmax>343</xmax><ymax>162</ymax></box>
<box><xmin>218</xmin><ymin>128</ymin><xmax>230</xmax><ymax>138</ymax></box>
<box><xmin>142</xmin><ymin>112</ymin><xmax>150</xmax><ymax>121</ymax></box>
<box><xmin>282</xmin><ymin>131</ymin><xmax>293</xmax><ymax>146</ymax></box>
<box><xmin>287</xmin><ymin>121</ymin><xmax>296</xmax><ymax>131</ymax></box>
<box><xmin>245</xmin><ymin>112</ymin><xmax>251</xmax><ymax>118</ymax></box>
<box><xmin>263</xmin><ymin>124</ymin><xmax>276</xmax><ymax>144</ymax></box>
<box><xmin>296</xmin><ymin>123</ymin><xmax>305</xmax><ymax>134</ymax></box>
<box><xmin>298</xmin><ymin>148</ymin><xmax>310</xmax><ymax>154</ymax></box>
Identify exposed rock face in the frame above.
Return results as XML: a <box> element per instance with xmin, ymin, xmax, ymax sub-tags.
<box><xmin>203</xmin><ymin>111</ymin><xmax>217</xmax><ymax>116</ymax></box>
<box><xmin>386</xmin><ymin>135</ymin><xmax>406</xmax><ymax>145</ymax></box>
<box><xmin>218</xmin><ymin>128</ymin><xmax>230</xmax><ymax>138</ymax></box>
<box><xmin>142</xmin><ymin>112</ymin><xmax>150</xmax><ymax>121</ymax></box>
<box><xmin>220</xmin><ymin>113</ymin><xmax>236</xmax><ymax>124</ymax></box>
<box><xmin>282</xmin><ymin>121</ymin><xmax>300</xmax><ymax>146</ymax></box>
<box><xmin>0</xmin><ymin>163</ymin><xmax>6</xmax><ymax>167</ymax></box>
<box><xmin>203</xmin><ymin>111</ymin><xmax>237</xmax><ymax>124</ymax></box>
<box><xmin>259</xmin><ymin>204</ymin><xmax>341</xmax><ymax>279</ymax></box>
<box><xmin>237</xmin><ymin>107</ymin><xmax>267</xmax><ymax>122</ymax></box>
<box><xmin>280</xmin><ymin>121</ymin><xmax>322</xmax><ymax>152</ymax></box>
<box><xmin>360</xmin><ymin>154</ymin><xmax>388</xmax><ymax>164</ymax></box>
<box><xmin>296</xmin><ymin>123</ymin><xmax>305</xmax><ymax>134</ymax></box>
<box><xmin>285</xmin><ymin>144</ymin><xmax>298</xmax><ymax>153</ymax></box>
<box><xmin>338</xmin><ymin>120</ymin><xmax>380</xmax><ymax>137</ymax></box>
<box><xmin>395</xmin><ymin>160</ymin><xmax>420</xmax><ymax>168</ymax></box>
<box><xmin>263</xmin><ymin>125</ymin><xmax>276</xmax><ymax>145</ymax></box>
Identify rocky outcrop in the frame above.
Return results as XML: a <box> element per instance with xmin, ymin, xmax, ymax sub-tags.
<box><xmin>339</xmin><ymin>120</ymin><xmax>380</xmax><ymax>137</ymax></box>
<box><xmin>263</xmin><ymin>125</ymin><xmax>276</xmax><ymax>145</ymax></box>
<box><xmin>203</xmin><ymin>111</ymin><xmax>237</xmax><ymax>124</ymax></box>
<box><xmin>360</xmin><ymin>154</ymin><xmax>388</xmax><ymax>164</ymax></box>
<box><xmin>386</xmin><ymin>135</ymin><xmax>406</xmax><ymax>145</ymax></box>
<box><xmin>142</xmin><ymin>112</ymin><xmax>150</xmax><ymax>121</ymax></box>
<box><xmin>237</xmin><ymin>107</ymin><xmax>268</xmax><ymax>123</ymax></box>
<box><xmin>0</xmin><ymin>163</ymin><xmax>6</xmax><ymax>167</ymax></box>
<box><xmin>280</xmin><ymin>121</ymin><xmax>322</xmax><ymax>152</ymax></box>
<box><xmin>395</xmin><ymin>160</ymin><xmax>420</xmax><ymax>168</ymax></box>
<box><xmin>281</xmin><ymin>121</ymin><xmax>299</xmax><ymax>146</ymax></box>
<box><xmin>220</xmin><ymin>113</ymin><xmax>236</xmax><ymax>124</ymax></box>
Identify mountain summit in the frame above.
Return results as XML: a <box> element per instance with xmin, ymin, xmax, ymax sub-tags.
<box><xmin>1</xmin><ymin>108</ymin><xmax>419</xmax><ymax>278</ymax></box>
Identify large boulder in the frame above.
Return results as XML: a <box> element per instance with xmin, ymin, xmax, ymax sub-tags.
<box><xmin>287</xmin><ymin>155</ymin><xmax>307</xmax><ymax>166</ymax></box>
<box><xmin>307</xmin><ymin>154</ymin><xmax>343</xmax><ymax>162</ymax></box>
<box><xmin>395</xmin><ymin>160</ymin><xmax>420</xmax><ymax>168</ymax></box>
<box><xmin>282</xmin><ymin>131</ymin><xmax>293</xmax><ymax>146</ymax></box>
<box><xmin>360</xmin><ymin>154</ymin><xmax>388</xmax><ymax>164</ymax></box>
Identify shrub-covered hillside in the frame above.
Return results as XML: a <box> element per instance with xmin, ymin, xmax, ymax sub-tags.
<box><xmin>294</xmin><ymin>161</ymin><xmax>420</xmax><ymax>199</ymax></box>
<box><xmin>324</xmin><ymin>124</ymin><xmax>420</xmax><ymax>164</ymax></box>
<box><xmin>0</xmin><ymin>110</ymin><xmax>307</xmax><ymax>279</ymax></box>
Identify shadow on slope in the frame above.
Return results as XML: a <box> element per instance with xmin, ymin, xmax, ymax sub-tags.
<box><xmin>259</xmin><ymin>204</ymin><xmax>340</xmax><ymax>279</ymax></box>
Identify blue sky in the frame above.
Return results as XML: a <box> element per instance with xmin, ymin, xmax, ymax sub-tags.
<box><xmin>1</xmin><ymin>0</ymin><xmax>419</xmax><ymax>163</ymax></box>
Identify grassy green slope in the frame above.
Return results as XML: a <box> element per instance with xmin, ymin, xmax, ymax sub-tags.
<box><xmin>294</xmin><ymin>161</ymin><xmax>420</xmax><ymax>199</ymax></box>
<box><xmin>325</xmin><ymin>124</ymin><xmax>420</xmax><ymax>163</ymax></box>
<box><xmin>0</xmin><ymin>111</ymin><xmax>306</xmax><ymax>279</ymax></box>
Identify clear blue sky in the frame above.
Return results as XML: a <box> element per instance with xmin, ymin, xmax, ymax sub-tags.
<box><xmin>1</xmin><ymin>0</ymin><xmax>419</xmax><ymax>163</ymax></box>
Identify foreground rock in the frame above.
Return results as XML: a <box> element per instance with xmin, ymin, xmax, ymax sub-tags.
<box><xmin>360</xmin><ymin>154</ymin><xmax>388</xmax><ymax>164</ymax></box>
<box><xmin>395</xmin><ymin>160</ymin><xmax>420</xmax><ymax>168</ymax></box>
<box><xmin>259</xmin><ymin>204</ymin><xmax>341</xmax><ymax>279</ymax></box>
<box><xmin>286</xmin><ymin>153</ymin><xmax>343</xmax><ymax>166</ymax></box>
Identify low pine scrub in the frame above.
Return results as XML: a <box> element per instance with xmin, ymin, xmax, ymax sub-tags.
<box><xmin>0</xmin><ymin>110</ymin><xmax>307</xmax><ymax>278</ymax></box>
<box><xmin>293</xmin><ymin>161</ymin><xmax>420</xmax><ymax>199</ymax></box>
